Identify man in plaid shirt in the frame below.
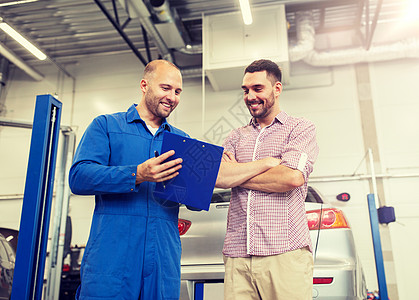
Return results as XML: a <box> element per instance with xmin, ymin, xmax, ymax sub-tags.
<box><xmin>215</xmin><ymin>59</ymin><xmax>319</xmax><ymax>300</ymax></box>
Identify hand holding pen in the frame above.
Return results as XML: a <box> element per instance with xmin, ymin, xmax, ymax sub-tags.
<box><xmin>135</xmin><ymin>150</ymin><xmax>182</xmax><ymax>185</ymax></box>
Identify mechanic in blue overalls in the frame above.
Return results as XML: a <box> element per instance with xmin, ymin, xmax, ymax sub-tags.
<box><xmin>69</xmin><ymin>59</ymin><xmax>188</xmax><ymax>300</ymax></box>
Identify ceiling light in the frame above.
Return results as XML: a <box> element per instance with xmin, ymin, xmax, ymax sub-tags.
<box><xmin>0</xmin><ymin>21</ymin><xmax>47</xmax><ymax>60</ymax></box>
<box><xmin>238</xmin><ymin>0</ymin><xmax>253</xmax><ymax>25</ymax></box>
<box><xmin>404</xmin><ymin>0</ymin><xmax>419</xmax><ymax>22</ymax></box>
<box><xmin>0</xmin><ymin>0</ymin><xmax>39</xmax><ymax>7</ymax></box>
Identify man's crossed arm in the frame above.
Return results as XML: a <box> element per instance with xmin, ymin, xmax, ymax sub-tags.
<box><xmin>215</xmin><ymin>151</ymin><xmax>304</xmax><ymax>193</ymax></box>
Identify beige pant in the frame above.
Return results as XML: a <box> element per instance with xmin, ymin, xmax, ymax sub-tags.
<box><xmin>223</xmin><ymin>247</ymin><xmax>313</xmax><ymax>300</ymax></box>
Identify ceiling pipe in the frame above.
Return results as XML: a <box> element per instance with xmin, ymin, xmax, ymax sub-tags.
<box><xmin>149</xmin><ymin>0</ymin><xmax>173</xmax><ymax>23</ymax></box>
<box><xmin>118</xmin><ymin>0</ymin><xmax>173</xmax><ymax>62</ymax></box>
<box><xmin>180</xmin><ymin>65</ymin><xmax>202</xmax><ymax>79</ymax></box>
<box><xmin>288</xmin><ymin>11</ymin><xmax>315</xmax><ymax>62</ymax></box>
<box><xmin>289</xmin><ymin>11</ymin><xmax>419</xmax><ymax>66</ymax></box>
<box><xmin>0</xmin><ymin>41</ymin><xmax>43</xmax><ymax>81</ymax></box>
<box><xmin>130</xmin><ymin>6</ymin><xmax>419</xmax><ymax>79</ymax></box>
<box><xmin>304</xmin><ymin>38</ymin><xmax>419</xmax><ymax>66</ymax></box>
<box><xmin>176</xmin><ymin>43</ymin><xmax>202</xmax><ymax>55</ymax></box>
<box><xmin>148</xmin><ymin>0</ymin><xmax>191</xmax><ymax>50</ymax></box>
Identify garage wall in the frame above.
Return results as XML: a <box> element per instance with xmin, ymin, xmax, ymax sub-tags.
<box><xmin>0</xmin><ymin>52</ymin><xmax>418</xmax><ymax>299</ymax></box>
<box><xmin>369</xmin><ymin>59</ymin><xmax>419</xmax><ymax>299</ymax></box>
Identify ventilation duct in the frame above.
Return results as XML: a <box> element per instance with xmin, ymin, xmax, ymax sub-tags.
<box><xmin>180</xmin><ymin>66</ymin><xmax>203</xmax><ymax>79</ymax></box>
<box><xmin>288</xmin><ymin>11</ymin><xmax>315</xmax><ymax>62</ymax></box>
<box><xmin>149</xmin><ymin>0</ymin><xmax>173</xmax><ymax>23</ymax></box>
<box><xmin>290</xmin><ymin>11</ymin><xmax>419</xmax><ymax>66</ymax></box>
<box><xmin>175</xmin><ymin>9</ymin><xmax>419</xmax><ymax>81</ymax></box>
<box><xmin>118</xmin><ymin>0</ymin><xmax>172</xmax><ymax>61</ymax></box>
<box><xmin>148</xmin><ymin>0</ymin><xmax>188</xmax><ymax>49</ymax></box>
<box><xmin>304</xmin><ymin>38</ymin><xmax>419</xmax><ymax>66</ymax></box>
<box><xmin>118</xmin><ymin>0</ymin><xmax>189</xmax><ymax>59</ymax></box>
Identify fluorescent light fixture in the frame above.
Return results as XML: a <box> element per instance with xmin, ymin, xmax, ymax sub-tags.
<box><xmin>405</xmin><ymin>0</ymin><xmax>419</xmax><ymax>22</ymax></box>
<box><xmin>0</xmin><ymin>21</ymin><xmax>47</xmax><ymax>60</ymax></box>
<box><xmin>0</xmin><ymin>0</ymin><xmax>39</xmax><ymax>7</ymax></box>
<box><xmin>239</xmin><ymin>0</ymin><xmax>253</xmax><ymax>25</ymax></box>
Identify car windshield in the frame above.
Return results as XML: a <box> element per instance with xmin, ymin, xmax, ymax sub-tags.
<box><xmin>210</xmin><ymin>186</ymin><xmax>323</xmax><ymax>204</ymax></box>
<box><xmin>210</xmin><ymin>191</ymin><xmax>231</xmax><ymax>203</ymax></box>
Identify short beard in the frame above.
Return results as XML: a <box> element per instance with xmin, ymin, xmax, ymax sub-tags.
<box><xmin>145</xmin><ymin>89</ymin><xmax>172</xmax><ymax>119</ymax></box>
<box><xmin>247</xmin><ymin>91</ymin><xmax>275</xmax><ymax>119</ymax></box>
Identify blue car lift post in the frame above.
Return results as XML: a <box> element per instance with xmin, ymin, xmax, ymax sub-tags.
<box><xmin>194</xmin><ymin>282</ymin><xmax>204</xmax><ymax>300</ymax></box>
<box><xmin>367</xmin><ymin>148</ymin><xmax>389</xmax><ymax>300</ymax></box>
<box><xmin>11</xmin><ymin>95</ymin><xmax>62</xmax><ymax>300</ymax></box>
<box><xmin>367</xmin><ymin>193</ymin><xmax>389</xmax><ymax>300</ymax></box>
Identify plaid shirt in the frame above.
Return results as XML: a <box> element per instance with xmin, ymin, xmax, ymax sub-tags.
<box><xmin>222</xmin><ymin>111</ymin><xmax>319</xmax><ymax>257</ymax></box>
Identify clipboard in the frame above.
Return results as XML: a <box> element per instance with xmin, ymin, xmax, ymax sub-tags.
<box><xmin>153</xmin><ymin>132</ymin><xmax>224</xmax><ymax>211</ymax></box>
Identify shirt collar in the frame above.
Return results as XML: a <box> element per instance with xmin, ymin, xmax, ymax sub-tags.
<box><xmin>126</xmin><ymin>104</ymin><xmax>171</xmax><ymax>131</ymax></box>
<box><xmin>126</xmin><ymin>104</ymin><xmax>141</xmax><ymax>123</ymax></box>
<box><xmin>249</xmin><ymin>111</ymin><xmax>288</xmax><ymax>127</ymax></box>
<box><xmin>161</xmin><ymin>119</ymin><xmax>172</xmax><ymax>131</ymax></box>
<box><xmin>276</xmin><ymin>111</ymin><xmax>288</xmax><ymax>124</ymax></box>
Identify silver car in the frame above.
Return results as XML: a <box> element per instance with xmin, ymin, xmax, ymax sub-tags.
<box><xmin>178</xmin><ymin>186</ymin><xmax>367</xmax><ymax>300</ymax></box>
<box><xmin>0</xmin><ymin>232</ymin><xmax>15</xmax><ymax>300</ymax></box>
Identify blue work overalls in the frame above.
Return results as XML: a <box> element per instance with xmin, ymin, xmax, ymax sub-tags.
<box><xmin>69</xmin><ymin>104</ymin><xmax>188</xmax><ymax>300</ymax></box>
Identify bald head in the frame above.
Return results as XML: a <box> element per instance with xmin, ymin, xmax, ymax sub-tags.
<box><xmin>143</xmin><ymin>60</ymin><xmax>180</xmax><ymax>81</ymax></box>
<box><xmin>137</xmin><ymin>59</ymin><xmax>183</xmax><ymax>124</ymax></box>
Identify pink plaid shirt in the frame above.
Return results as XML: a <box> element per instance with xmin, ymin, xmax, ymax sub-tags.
<box><xmin>222</xmin><ymin>111</ymin><xmax>319</xmax><ymax>257</ymax></box>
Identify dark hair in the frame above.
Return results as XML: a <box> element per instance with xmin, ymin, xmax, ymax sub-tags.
<box><xmin>244</xmin><ymin>59</ymin><xmax>282</xmax><ymax>84</ymax></box>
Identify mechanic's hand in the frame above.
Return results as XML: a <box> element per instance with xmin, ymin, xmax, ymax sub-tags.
<box><xmin>136</xmin><ymin>150</ymin><xmax>182</xmax><ymax>184</ymax></box>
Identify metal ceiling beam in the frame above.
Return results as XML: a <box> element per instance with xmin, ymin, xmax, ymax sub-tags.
<box><xmin>366</xmin><ymin>0</ymin><xmax>384</xmax><ymax>50</ymax></box>
<box><xmin>141</xmin><ymin>25</ymin><xmax>152</xmax><ymax>62</ymax></box>
<box><xmin>94</xmin><ymin>0</ymin><xmax>148</xmax><ymax>65</ymax></box>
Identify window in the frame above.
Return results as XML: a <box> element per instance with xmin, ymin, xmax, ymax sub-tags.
<box><xmin>0</xmin><ymin>239</ymin><xmax>8</xmax><ymax>262</ymax></box>
<box><xmin>305</xmin><ymin>187</ymin><xmax>324</xmax><ymax>204</ymax></box>
<box><xmin>1</xmin><ymin>240</ymin><xmax>15</xmax><ymax>263</ymax></box>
